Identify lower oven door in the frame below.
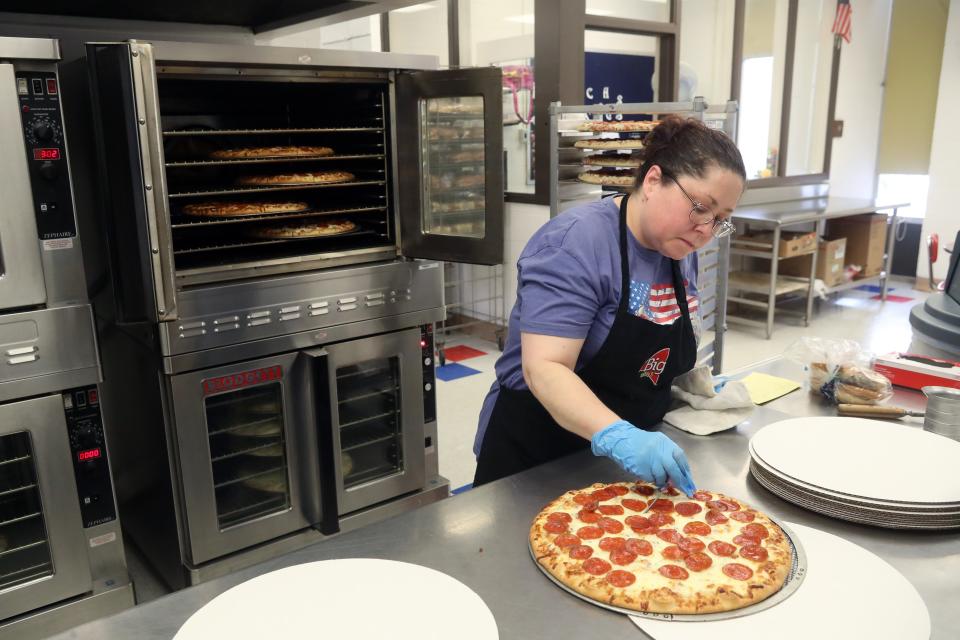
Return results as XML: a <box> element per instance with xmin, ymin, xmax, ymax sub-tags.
<box><xmin>319</xmin><ymin>328</ymin><xmax>426</xmax><ymax>516</ymax></box>
<box><xmin>0</xmin><ymin>395</ymin><xmax>92</xmax><ymax>621</ymax></box>
<box><xmin>169</xmin><ymin>352</ymin><xmax>312</xmax><ymax>565</ymax></box>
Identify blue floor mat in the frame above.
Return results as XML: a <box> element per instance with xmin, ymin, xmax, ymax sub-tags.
<box><xmin>855</xmin><ymin>284</ymin><xmax>891</xmax><ymax>294</ymax></box>
<box><xmin>451</xmin><ymin>483</ymin><xmax>473</xmax><ymax>495</ymax></box>
<box><xmin>436</xmin><ymin>362</ymin><xmax>481</xmax><ymax>381</ymax></box>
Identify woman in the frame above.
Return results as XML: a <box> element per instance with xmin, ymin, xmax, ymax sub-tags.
<box><xmin>473</xmin><ymin>115</ymin><xmax>746</xmax><ymax>492</ymax></box>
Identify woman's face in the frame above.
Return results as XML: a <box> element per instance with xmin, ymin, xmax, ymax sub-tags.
<box><xmin>638</xmin><ymin>164</ymin><xmax>744</xmax><ymax>260</ymax></box>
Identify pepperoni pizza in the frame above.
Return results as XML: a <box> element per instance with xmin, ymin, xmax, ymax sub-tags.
<box><xmin>529</xmin><ymin>482</ymin><xmax>792</xmax><ymax>614</ymax></box>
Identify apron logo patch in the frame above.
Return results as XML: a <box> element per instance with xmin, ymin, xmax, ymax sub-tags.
<box><xmin>639</xmin><ymin>348</ymin><xmax>671</xmax><ymax>385</ymax></box>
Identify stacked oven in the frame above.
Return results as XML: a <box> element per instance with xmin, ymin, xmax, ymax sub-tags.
<box><xmin>0</xmin><ymin>37</ymin><xmax>134</xmax><ymax>638</ymax></box>
<box><xmin>75</xmin><ymin>40</ymin><xmax>503</xmax><ymax>589</ymax></box>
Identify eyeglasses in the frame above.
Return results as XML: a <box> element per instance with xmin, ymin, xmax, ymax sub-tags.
<box><xmin>660</xmin><ymin>169</ymin><xmax>736</xmax><ymax>239</ymax></box>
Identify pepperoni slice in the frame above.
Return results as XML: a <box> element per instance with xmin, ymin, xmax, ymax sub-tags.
<box><xmin>544</xmin><ymin>520</ymin><xmax>568</xmax><ymax>534</ymax></box>
<box><xmin>707</xmin><ymin>499</ymin><xmax>741</xmax><ymax>512</ymax></box>
<box><xmin>578</xmin><ymin>510</ymin><xmax>602</xmax><ymax>524</ymax></box>
<box><xmin>573</xmin><ymin>493</ymin><xmax>594</xmax><ymax>506</ymax></box>
<box><xmin>606</xmin><ymin>569</ymin><xmax>637</xmax><ymax>587</ymax></box>
<box><xmin>684</xmin><ymin>551</ymin><xmax>713</xmax><ymax>572</ymax></box>
<box><xmin>610</xmin><ymin>548</ymin><xmax>638</xmax><ymax>565</ymax></box>
<box><xmin>692</xmin><ymin>490</ymin><xmax>713</xmax><ymax>502</ymax></box>
<box><xmin>577</xmin><ymin>525</ymin><xmax>604</xmax><ymax>540</ymax></box>
<box><xmin>599</xmin><ymin>504</ymin><xmax>625</xmax><ymax>516</ymax></box>
<box><xmin>739</xmin><ymin>544</ymin><xmax>769</xmax><ymax>562</ymax></box>
<box><xmin>658</xmin><ymin>564</ymin><xmax>689</xmax><ymax>580</ymax></box>
<box><xmin>741</xmin><ymin>523</ymin><xmax>770</xmax><ymax>541</ymax></box>
<box><xmin>704</xmin><ymin>509</ymin><xmax>729</xmax><ymax>526</ymax></box>
<box><xmin>599</xmin><ymin>517</ymin><xmax>624</xmax><ymax>534</ymax></box>
<box><xmin>621</xmin><ymin>499</ymin><xmax>647</xmax><ymax>512</ymax></box>
<box><xmin>625</xmin><ymin>515</ymin><xmax>653</xmax><ymax>530</ymax></box>
<box><xmin>729</xmin><ymin>511</ymin><xmax>755</xmax><ymax>523</ymax></box>
<box><xmin>663</xmin><ymin>486</ymin><xmax>681</xmax><ymax>496</ymax></box>
<box><xmin>675</xmin><ymin>502</ymin><xmax>703</xmax><ymax>517</ymax></box>
<box><xmin>546</xmin><ymin>512</ymin><xmax>573</xmax><ymax>524</ymax></box>
<box><xmin>599</xmin><ymin>537</ymin><xmax>626</xmax><ymax>551</ymax></box>
<box><xmin>625</xmin><ymin>538</ymin><xmax>653</xmax><ymax>556</ymax></box>
<box><xmin>656</xmin><ymin>528</ymin><xmax>682</xmax><ymax>544</ymax></box>
<box><xmin>661</xmin><ymin>545</ymin><xmax>688</xmax><ymax>561</ymax></box>
<box><xmin>591</xmin><ymin>488</ymin><xmax>617</xmax><ymax>502</ymax></box>
<box><xmin>683</xmin><ymin>521</ymin><xmax>712</xmax><ymax>536</ymax></box>
<box><xmin>648</xmin><ymin>513</ymin><xmax>675</xmax><ymax>527</ymax></box>
<box><xmin>678</xmin><ymin>537</ymin><xmax>706</xmax><ymax>553</ymax></box>
<box><xmin>582</xmin><ymin>557</ymin><xmax>612</xmax><ymax>575</ymax></box>
<box><xmin>581</xmin><ymin>500</ymin><xmax>600</xmax><ymax>512</ymax></box>
<box><xmin>723</xmin><ymin>563</ymin><xmax>754</xmax><ymax>580</ymax></box>
<box><xmin>708</xmin><ymin>540</ymin><xmax>737</xmax><ymax>557</ymax></box>
<box><xmin>568</xmin><ymin>544</ymin><xmax>593</xmax><ymax>559</ymax></box>
<box><xmin>732</xmin><ymin>534</ymin><xmax>754</xmax><ymax>546</ymax></box>
<box><xmin>610</xmin><ymin>484</ymin><xmax>629</xmax><ymax>496</ymax></box>
<box><xmin>554</xmin><ymin>533</ymin><xmax>580</xmax><ymax>548</ymax></box>
<box><xmin>650</xmin><ymin>499</ymin><xmax>676</xmax><ymax>513</ymax></box>
<box><xmin>633</xmin><ymin>484</ymin><xmax>657</xmax><ymax>496</ymax></box>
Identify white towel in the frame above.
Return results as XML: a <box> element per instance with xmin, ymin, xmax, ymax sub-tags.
<box><xmin>663</xmin><ymin>365</ymin><xmax>755</xmax><ymax>435</ymax></box>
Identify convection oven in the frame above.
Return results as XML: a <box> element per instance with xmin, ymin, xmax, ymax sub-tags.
<box><xmin>76</xmin><ymin>40</ymin><xmax>503</xmax><ymax>588</ymax></box>
<box><xmin>0</xmin><ymin>36</ymin><xmax>133</xmax><ymax>639</ymax></box>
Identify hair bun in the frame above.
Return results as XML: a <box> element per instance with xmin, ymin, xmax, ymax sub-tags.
<box><xmin>634</xmin><ymin>114</ymin><xmax>745</xmax><ymax>185</ymax></box>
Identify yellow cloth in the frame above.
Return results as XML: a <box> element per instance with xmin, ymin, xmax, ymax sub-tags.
<box><xmin>740</xmin><ymin>372</ymin><xmax>801</xmax><ymax>405</ymax></box>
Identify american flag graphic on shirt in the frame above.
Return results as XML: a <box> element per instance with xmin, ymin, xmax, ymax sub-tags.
<box><xmin>628</xmin><ymin>279</ymin><xmax>699</xmax><ymax>325</ymax></box>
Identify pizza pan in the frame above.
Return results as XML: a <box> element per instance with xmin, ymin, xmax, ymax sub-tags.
<box><xmin>748</xmin><ymin>441</ymin><xmax>960</xmax><ymax>510</ymax></box>
<box><xmin>529</xmin><ymin>517</ymin><xmax>807</xmax><ymax>622</ymax></box>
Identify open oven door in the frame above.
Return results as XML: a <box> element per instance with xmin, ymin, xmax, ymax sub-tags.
<box><xmin>396</xmin><ymin>67</ymin><xmax>503</xmax><ymax>265</ymax></box>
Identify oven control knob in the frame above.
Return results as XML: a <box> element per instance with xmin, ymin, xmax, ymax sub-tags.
<box><xmin>33</xmin><ymin>123</ymin><xmax>53</xmax><ymax>141</ymax></box>
<box><xmin>38</xmin><ymin>161</ymin><xmax>59</xmax><ymax>180</ymax></box>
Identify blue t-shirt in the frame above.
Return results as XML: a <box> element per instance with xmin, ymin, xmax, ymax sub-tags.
<box><xmin>473</xmin><ymin>196</ymin><xmax>701</xmax><ymax>455</ymax></box>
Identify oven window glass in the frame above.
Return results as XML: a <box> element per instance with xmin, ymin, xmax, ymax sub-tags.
<box><xmin>0</xmin><ymin>432</ymin><xmax>54</xmax><ymax>590</ymax></box>
<box><xmin>205</xmin><ymin>384</ymin><xmax>290</xmax><ymax>530</ymax></box>
<box><xmin>419</xmin><ymin>96</ymin><xmax>486</xmax><ymax>239</ymax></box>
<box><xmin>336</xmin><ymin>357</ymin><xmax>403</xmax><ymax>487</ymax></box>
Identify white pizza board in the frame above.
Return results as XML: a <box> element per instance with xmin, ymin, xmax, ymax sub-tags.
<box><xmin>174</xmin><ymin>559</ymin><xmax>498</xmax><ymax>640</ymax></box>
<box><xmin>630</xmin><ymin>523</ymin><xmax>930</xmax><ymax>640</ymax></box>
<box><xmin>749</xmin><ymin>417</ymin><xmax>960</xmax><ymax>504</ymax></box>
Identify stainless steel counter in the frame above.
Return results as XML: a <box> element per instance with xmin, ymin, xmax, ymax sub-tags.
<box><xmin>52</xmin><ymin>359</ymin><xmax>958</xmax><ymax>640</ymax></box>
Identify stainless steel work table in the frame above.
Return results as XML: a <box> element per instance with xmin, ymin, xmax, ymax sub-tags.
<box><xmin>729</xmin><ymin>197</ymin><xmax>907</xmax><ymax>338</ymax></box>
<box><xmin>53</xmin><ymin>358</ymin><xmax>957</xmax><ymax>640</ymax></box>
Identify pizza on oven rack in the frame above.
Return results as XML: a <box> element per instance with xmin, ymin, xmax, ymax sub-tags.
<box><xmin>181</xmin><ymin>201</ymin><xmax>310</xmax><ymax>218</ymax></box>
<box><xmin>574</xmin><ymin>138</ymin><xmax>645</xmax><ymax>150</ymax></box>
<box><xmin>583</xmin><ymin>154</ymin><xmax>641</xmax><ymax>168</ymax></box>
<box><xmin>578</xmin><ymin>169</ymin><xmax>635</xmax><ymax>187</ymax></box>
<box><xmin>250</xmin><ymin>219</ymin><xmax>357</xmax><ymax>239</ymax></box>
<box><xmin>530</xmin><ymin>482</ymin><xmax>793</xmax><ymax>614</ymax></box>
<box><xmin>210</xmin><ymin>146</ymin><xmax>335</xmax><ymax>159</ymax></box>
<box><xmin>237</xmin><ymin>171</ymin><xmax>355</xmax><ymax>186</ymax></box>
<box><xmin>576</xmin><ymin>120</ymin><xmax>660</xmax><ymax>133</ymax></box>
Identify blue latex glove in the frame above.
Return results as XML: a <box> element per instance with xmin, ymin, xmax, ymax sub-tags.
<box><xmin>591</xmin><ymin>420</ymin><xmax>696</xmax><ymax>496</ymax></box>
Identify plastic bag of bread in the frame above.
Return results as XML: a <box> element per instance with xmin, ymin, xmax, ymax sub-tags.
<box><xmin>785</xmin><ymin>338</ymin><xmax>893</xmax><ymax>405</ymax></box>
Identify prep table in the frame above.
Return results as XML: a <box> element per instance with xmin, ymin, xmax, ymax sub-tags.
<box><xmin>51</xmin><ymin>357</ymin><xmax>958</xmax><ymax>639</ymax></box>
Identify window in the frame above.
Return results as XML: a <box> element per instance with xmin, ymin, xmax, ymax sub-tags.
<box><xmin>388</xmin><ymin>1</ymin><xmax>449</xmax><ymax>65</ymax></box>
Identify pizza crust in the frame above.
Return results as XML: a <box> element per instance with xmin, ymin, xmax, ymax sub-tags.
<box><xmin>584</xmin><ymin>155</ymin><xmax>641</xmax><ymax>168</ymax></box>
<box><xmin>578</xmin><ymin>170</ymin><xmax>635</xmax><ymax>187</ymax></box>
<box><xmin>237</xmin><ymin>171</ymin><xmax>355</xmax><ymax>186</ymax></box>
<box><xmin>574</xmin><ymin>138</ymin><xmax>645</xmax><ymax>150</ymax></box>
<box><xmin>576</xmin><ymin>120</ymin><xmax>660</xmax><ymax>132</ymax></box>
<box><xmin>210</xmin><ymin>146</ymin><xmax>334</xmax><ymax>159</ymax></box>
<box><xmin>529</xmin><ymin>482</ymin><xmax>792</xmax><ymax>614</ymax></box>
<box><xmin>182</xmin><ymin>201</ymin><xmax>309</xmax><ymax>218</ymax></box>
<box><xmin>250</xmin><ymin>219</ymin><xmax>357</xmax><ymax>239</ymax></box>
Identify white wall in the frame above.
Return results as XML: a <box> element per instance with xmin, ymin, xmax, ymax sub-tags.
<box><xmin>389</xmin><ymin>1</ymin><xmax>449</xmax><ymax>65</ymax></box>
<box><xmin>258</xmin><ymin>15</ymin><xmax>380</xmax><ymax>51</ymax></box>
<box><xmin>829</xmin><ymin>1</ymin><xmax>893</xmax><ymax>198</ymax></box>
<box><xmin>679</xmin><ymin>0</ymin><xmax>735</xmax><ymax>105</ymax></box>
<box><xmin>918</xmin><ymin>0</ymin><xmax>960</xmax><ymax>280</ymax></box>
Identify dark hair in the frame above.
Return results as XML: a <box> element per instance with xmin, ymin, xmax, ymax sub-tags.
<box><xmin>635</xmin><ymin>115</ymin><xmax>746</xmax><ymax>187</ymax></box>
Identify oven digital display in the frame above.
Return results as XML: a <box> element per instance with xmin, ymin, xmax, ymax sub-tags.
<box><xmin>33</xmin><ymin>148</ymin><xmax>61</xmax><ymax>160</ymax></box>
<box><xmin>78</xmin><ymin>448</ymin><xmax>102</xmax><ymax>462</ymax></box>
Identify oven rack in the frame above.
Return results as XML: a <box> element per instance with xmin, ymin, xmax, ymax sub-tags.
<box><xmin>338</xmin><ymin>386</ymin><xmax>400</xmax><ymax>405</ymax></box>
<box><xmin>0</xmin><ymin>559</ymin><xmax>52</xmax><ymax>588</ymax></box>
<box><xmin>216</xmin><ymin>494</ymin><xmax>287</xmax><ymax>523</ymax></box>
<box><xmin>426</xmin><ymin>112</ymin><xmax>485</xmax><ymax>121</ymax></box>
<box><xmin>163</xmin><ymin>126</ymin><xmax>384</xmax><ymax>137</ymax></box>
<box><xmin>167</xmin><ymin>179</ymin><xmax>387</xmax><ymax>199</ymax></box>
<box><xmin>165</xmin><ymin>153</ymin><xmax>386</xmax><ymax>168</ymax></box>
<box><xmin>339</xmin><ymin>411</ymin><xmax>395</xmax><ymax>431</ymax></box>
<box><xmin>429</xmin><ymin>186</ymin><xmax>485</xmax><ymax>198</ymax></box>
<box><xmin>214</xmin><ymin>464</ymin><xmax>286</xmax><ymax>491</ymax></box>
<box><xmin>171</xmin><ymin>205</ymin><xmax>388</xmax><ymax>229</ymax></box>
<box><xmin>0</xmin><ymin>537</ymin><xmax>48</xmax><ymax>560</ymax></box>
<box><xmin>208</xmin><ymin>416</ymin><xmax>280</xmax><ymax>438</ymax></box>
<box><xmin>426</xmin><ymin>138</ymin><xmax>485</xmax><ymax>147</ymax></box>
<box><xmin>0</xmin><ymin>509</ymin><xmax>42</xmax><ymax>529</ymax></box>
<box><xmin>0</xmin><ymin>480</ymin><xmax>37</xmax><ymax>499</ymax></box>
<box><xmin>341</xmin><ymin>433</ymin><xmax>396</xmax><ymax>454</ymax></box>
<box><xmin>346</xmin><ymin>462</ymin><xmax>399</xmax><ymax>487</ymax></box>
<box><xmin>0</xmin><ymin>453</ymin><xmax>31</xmax><ymax>468</ymax></box>
<box><xmin>173</xmin><ymin>228</ymin><xmax>384</xmax><ymax>256</ymax></box>
<box><xmin>211</xmin><ymin>440</ymin><xmax>284</xmax><ymax>463</ymax></box>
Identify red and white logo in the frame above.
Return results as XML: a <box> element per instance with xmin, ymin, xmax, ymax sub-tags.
<box><xmin>639</xmin><ymin>348</ymin><xmax>671</xmax><ymax>385</ymax></box>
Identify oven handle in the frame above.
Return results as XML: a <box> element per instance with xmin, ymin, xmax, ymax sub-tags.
<box><xmin>305</xmin><ymin>348</ymin><xmax>341</xmax><ymax>535</ymax></box>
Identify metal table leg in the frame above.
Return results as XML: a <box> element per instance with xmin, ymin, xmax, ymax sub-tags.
<box><xmin>766</xmin><ymin>226</ymin><xmax>781</xmax><ymax>339</ymax></box>
<box><xmin>881</xmin><ymin>208</ymin><xmax>899</xmax><ymax>301</ymax></box>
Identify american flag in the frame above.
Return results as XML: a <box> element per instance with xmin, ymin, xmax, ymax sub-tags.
<box><xmin>832</xmin><ymin>0</ymin><xmax>852</xmax><ymax>44</ymax></box>
<box><xmin>629</xmin><ymin>280</ymin><xmax>699</xmax><ymax>325</ymax></box>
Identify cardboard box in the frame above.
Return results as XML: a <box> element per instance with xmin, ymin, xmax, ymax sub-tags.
<box><xmin>734</xmin><ymin>231</ymin><xmax>817</xmax><ymax>258</ymax></box>
<box><xmin>827</xmin><ymin>214</ymin><xmax>887</xmax><ymax>277</ymax></box>
<box><xmin>779</xmin><ymin>238</ymin><xmax>847</xmax><ymax>286</ymax></box>
<box><xmin>873</xmin><ymin>353</ymin><xmax>960</xmax><ymax>391</ymax></box>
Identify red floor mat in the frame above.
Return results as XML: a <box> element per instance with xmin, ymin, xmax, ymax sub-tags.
<box><xmin>441</xmin><ymin>345</ymin><xmax>487</xmax><ymax>362</ymax></box>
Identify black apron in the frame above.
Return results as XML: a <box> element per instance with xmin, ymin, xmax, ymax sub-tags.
<box><xmin>474</xmin><ymin>194</ymin><xmax>697</xmax><ymax>487</ymax></box>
